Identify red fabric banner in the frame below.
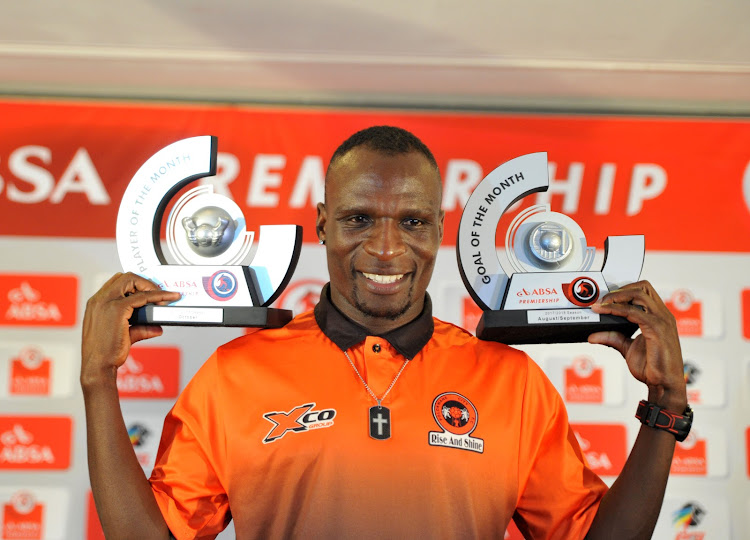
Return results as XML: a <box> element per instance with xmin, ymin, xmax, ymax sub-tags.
<box><xmin>1</xmin><ymin>98</ymin><xmax>748</xmax><ymax>251</ymax></box>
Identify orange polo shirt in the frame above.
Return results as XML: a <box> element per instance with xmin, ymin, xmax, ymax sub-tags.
<box><xmin>150</xmin><ymin>290</ymin><xmax>606</xmax><ymax>539</ymax></box>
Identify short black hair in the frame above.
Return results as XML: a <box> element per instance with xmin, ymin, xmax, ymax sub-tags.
<box><xmin>327</xmin><ymin>125</ymin><xmax>439</xmax><ymax>175</ymax></box>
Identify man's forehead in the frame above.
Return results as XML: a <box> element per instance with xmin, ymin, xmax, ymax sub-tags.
<box><xmin>326</xmin><ymin>147</ymin><xmax>441</xmax><ymax>192</ymax></box>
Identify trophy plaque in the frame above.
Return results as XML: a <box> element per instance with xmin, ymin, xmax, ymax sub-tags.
<box><xmin>116</xmin><ymin>136</ymin><xmax>302</xmax><ymax>327</ymax></box>
<box><xmin>457</xmin><ymin>152</ymin><xmax>644</xmax><ymax>344</ymax></box>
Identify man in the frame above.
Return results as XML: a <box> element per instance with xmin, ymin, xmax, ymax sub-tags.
<box><xmin>82</xmin><ymin>126</ymin><xmax>687</xmax><ymax>539</ymax></box>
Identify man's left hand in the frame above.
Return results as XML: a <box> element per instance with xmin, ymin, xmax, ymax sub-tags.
<box><xmin>589</xmin><ymin>280</ymin><xmax>686</xmax><ymax>411</ymax></box>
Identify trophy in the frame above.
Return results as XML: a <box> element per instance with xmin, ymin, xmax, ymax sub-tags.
<box><xmin>116</xmin><ymin>136</ymin><xmax>302</xmax><ymax>327</ymax></box>
<box><xmin>457</xmin><ymin>152</ymin><xmax>643</xmax><ymax>344</ymax></box>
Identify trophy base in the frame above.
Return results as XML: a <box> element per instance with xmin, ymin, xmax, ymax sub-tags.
<box><xmin>129</xmin><ymin>305</ymin><xmax>293</xmax><ymax>328</ymax></box>
<box><xmin>476</xmin><ymin>309</ymin><xmax>638</xmax><ymax>345</ymax></box>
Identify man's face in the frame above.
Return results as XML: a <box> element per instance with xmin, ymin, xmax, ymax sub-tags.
<box><xmin>317</xmin><ymin>147</ymin><xmax>444</xmax><ymax>333</ymax></box>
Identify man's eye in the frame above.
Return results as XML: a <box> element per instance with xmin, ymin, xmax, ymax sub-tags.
<box><xmin>346</xmin><ymin>215</ymin><xmax>369</xmax><ymax>224</ymax></box>
<box><xmin>403</xmin><ymin>218</ymin><xmax>424</xmax><ymax>227</ymax></box>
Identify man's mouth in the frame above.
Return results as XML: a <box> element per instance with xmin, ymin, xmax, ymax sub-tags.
<box><xmin>362</xmin><ymin>272</ymin><xmax>405</xmax><ymax>284</ymax></box>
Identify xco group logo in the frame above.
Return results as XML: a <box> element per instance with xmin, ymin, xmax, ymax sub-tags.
<box><xmin>2</xmin><ymin>491</ymin><xmax>43</xmax><ymax>540</ymax></box>
<box><xmin>428</xmin><ymin>392</ymin><xmax>484</xmax><ymax>453</ymax></box>
<box><xmin>0</xmin><ymin>275</ymin><xmax>78</xmax><ymax>327</ymax></box>
<box><xmin>571</xmin><ymin>424</ymin><xmax>626</xmax><ymax>476</ymax></box>
<box><xmin>117</xmin><ymin>347</ymin><xmax>180</xmax><ymax>399</ymax></box>
<box><xmin>262</xmin><ymin>403</ymin><xmax>336</xmax><ymax>444</ymax></box>
<box><xmin>0</xmin><ymin>417</ymin><xmax>71</xmax><ymax>470</ymax></box>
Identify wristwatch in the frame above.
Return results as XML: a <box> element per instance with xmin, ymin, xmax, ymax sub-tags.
<box><xmin>635</xmin><ymin>400</ymin><xmax>693</xmax><ymax>442</ymax></box>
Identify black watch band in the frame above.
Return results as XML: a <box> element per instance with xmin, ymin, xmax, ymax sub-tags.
<box><xmin>635</xmin><ymin>400</ymin><xmax>693</xmax><ymax>442</ymax></box>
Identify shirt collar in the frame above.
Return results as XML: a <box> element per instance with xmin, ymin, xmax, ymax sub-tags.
<box><xmin>313</xmin><ymin>283</ymin><xmax>434</xmax><ymax>360</ymax></box>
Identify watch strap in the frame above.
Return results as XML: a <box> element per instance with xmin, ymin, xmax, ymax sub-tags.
<box><xmin>635</xmin><ymin>400</ymin><xmax>693</xmax><ymax>442</ymax></box>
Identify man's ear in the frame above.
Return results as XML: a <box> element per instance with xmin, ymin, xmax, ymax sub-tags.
<box><xmin>316</xmin><ymin>202</ymin><xmax>327</xmax><ymax>244</ymax></box>
<box><xmin>438</xmin><ymin>209</ymin><xmax>445</xmax><ymax>243</ymax></box>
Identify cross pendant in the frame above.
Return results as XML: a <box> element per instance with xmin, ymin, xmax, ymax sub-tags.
<box><xmin>369</xmin><ymin>405</ymin><xmax>391</xmax><ymax>440</ymax></box>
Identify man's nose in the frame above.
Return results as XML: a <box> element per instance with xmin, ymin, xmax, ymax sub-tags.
<box><xmin>363</xmin><ymin>220</ymin><xmax>406</xmax><ymax>259</ymax></box>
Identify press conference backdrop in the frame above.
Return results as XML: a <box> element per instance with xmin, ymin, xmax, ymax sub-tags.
<box><xmin>0</xmin><ymin>98</ymin><xmax>748</xmax><ymax>539</ymax></box>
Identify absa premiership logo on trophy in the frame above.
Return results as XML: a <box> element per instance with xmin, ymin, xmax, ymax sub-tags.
<box><xmin>456</xmin><ymin>152</ymin><xmax>644</xmax><ymax>344</ymax></box>
<box><xmin>116</xmin><ymin>136</ymin><xmax>302</xmax><ymax>327</ymax></box>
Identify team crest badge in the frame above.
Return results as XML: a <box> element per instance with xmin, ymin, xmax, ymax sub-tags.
<box><xmin>428</xmin><ymin>392</ymin><xmax>484</xmax><ymax>453</ymax></box>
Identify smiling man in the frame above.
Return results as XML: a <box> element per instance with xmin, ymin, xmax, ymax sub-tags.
<box><xmin>82</xmin><ymin>126</ymin><xmax>687</xmax><ymax>540</ymax></box>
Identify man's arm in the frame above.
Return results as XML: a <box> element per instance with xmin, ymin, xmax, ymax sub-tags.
<box><xmin>584</xmin><ymin>280</ymin><xmax>686</xmax><ymax>540</ymax></box>
<box><xmin>81</xmin><ymin>272</ymin><xmax>180</xmax><ymax>540</ymax></box>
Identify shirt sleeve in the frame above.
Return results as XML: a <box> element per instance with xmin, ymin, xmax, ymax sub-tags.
<box><xmin>513</xmin><ymin>357</ymin><xmax>607</xmax><ymax>540</ymax></box>
<box><xmin>149</xmin><ymin>352</ymin><xmax>231</xmax><ymax>540</ymax></box>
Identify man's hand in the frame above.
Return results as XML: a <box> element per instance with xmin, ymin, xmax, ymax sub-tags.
<box><xmin>81</xmin><ymin>272</ymin><xmax>181</xmax><ymax>388</ymax></box>
<box><xmin>589</xmin><ymin>280</ymin><xmax>686</xmax><ymax>411</ymax></box>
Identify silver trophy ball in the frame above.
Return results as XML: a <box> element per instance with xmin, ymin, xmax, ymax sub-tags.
<box><xmin>528</xmin><ymin>221</ymin><xmax>573</xmax><ymax>264</ymax></box>
<box><xmin>181</xmin><ymin>206</ymin><xmax>237</xmax><ymax>257</ymax></box>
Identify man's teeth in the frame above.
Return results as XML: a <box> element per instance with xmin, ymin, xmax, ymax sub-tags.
<box><xmin>363</xmin><ymin>273</ymin><xmax>404</xmax><ymax>284</ymax></box>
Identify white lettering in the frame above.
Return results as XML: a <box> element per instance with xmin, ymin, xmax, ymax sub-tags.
<box><xmin>199</xmin><ymin>152</ymin><xmax>240</xmax><ymax>198</ymax></box>
<box><xmin>50</xmin><ymin>148</ymin><xmax>110</xmax><ymax>204</ymax></box>
<box><xmin>536</xmin><ymin>162</ymin><xmax>584</xmax><ymax>213</ymax></box>
<box><xmin>289</xmin><ymin>156</ymin><xmax>324</xmax><ymax>208</ymax></box>
<box><xmin>627</xmin><ymin>163</ymin><xmax>667</xmax><ymax>215</ymax></box>
<box><xmin>442</xmin><ymin>159</ymin><xmax>483</xmax><ymax>211</ymax></box>
<box><xmin>594</xmin><ymin>163</ymin><xmax>616</xmax><ymax>214</ymax></box>
<box><xmin>247</xmin><ymin>154</ymin><xmax>285</xmax><ymax>207</ymax></box>
<box><xmin>7</xmin><ymin>146</ymin><xmax>54</xmax><ymax>203</ymax></box>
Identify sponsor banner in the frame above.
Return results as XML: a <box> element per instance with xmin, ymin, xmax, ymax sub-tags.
<box><xmin>542</xmin><ymin>346</ymin><xmax>625</xmax><ymax>406</ymax></box>
<box><xmin>1</xmin><ymin>99</ymin><xmax>750</xmax><ymax>252</ymax></box>
<box><xmin>0</xmin><ymin>488</ymin><xmax>69</xmax><ymax>540</ymax></box>
<box><xmin>0</xmin><ymin>416</ymin><xmax>72</xmax><ymax>470</ymax></box>
<box><xmin>504</xmin><ymin>520</ymin><xmax>524</xmax><ymax>540</ymax></box>
<box><xmin>117</xmin><ymin>346</ymin><xmax>180</xmax><ymax>399</ymax></box>
<box><xmin>743</xmin><ymin>289</ymin><xmax>750</xmax><ymax>340</ymax></box>
<box><xmin>122</xmin><ymin>414</ymin><xmax>165</xmax><ymax>473</ymax></box>
<box><xmin>654</xmin><ymin>497</ymin><xmax>730</xmax><ymax>539</ymax></box>
<box><xmin>461</xmin><ymin>297</ymin><xmax>484</xmax><ymax>336</ymax></box>
<box><xmin>679</xmin><ymin>354</ymin><xmax>726</xmax><ymax>408</ymax></box>
<box><xmin>0</xmin><ymin>342</ymin><xmax>76</xmax><ymax>398</ymax></box>
<box><xmin>276</xmin><ymin>278</ymin><xmax>326</xmax><ymax>317</ymax></box>
<box><xmin>662</xmin><ymin>288</ymin><xmax>722</xmax><ymax>340</ymax></box>
<box><xmin>0</xmin><ymin>274</ymin><xmax>78</xmax><ymax>327</ymax></box>
<box><xmin>571</xmin><ymin>423</ymin><xmax>627</xmax><ymax>476</ymax></box>
<box><xmin>85</xmin><ymin>492</ymin><xmax>105</xmax><ymax>540</ymax></box>
<box><xmin>670</xmin><ymin>427</ymin><xmax>727</xmax><ymax>477</ymax></box>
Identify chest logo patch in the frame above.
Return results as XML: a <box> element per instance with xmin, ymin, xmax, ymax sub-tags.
<box><xmin>428</xmin><ymin>392</ymin><xmax>484</xmax><ymax>453</ymax></box>
<box><xmin>262</xmin><ymin>402</ymin><xmax>336</xmax><ymax>444</ymax></box>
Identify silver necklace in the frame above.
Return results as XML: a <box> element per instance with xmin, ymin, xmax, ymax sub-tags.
<box><xmin>343</xmin><ymin>350</ymin><xmax>409</xmax><ymax>440</ymax></box>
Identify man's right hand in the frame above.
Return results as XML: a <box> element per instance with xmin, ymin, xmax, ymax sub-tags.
<box><xmin>80</xmin><ymin>272</ymin><xmax>179</xmax><ymax>540</ymax></box>
<box><xmin>81</xmin><ymin>272</ymin><xmax>181</xmax><ymax>388</ymax></box>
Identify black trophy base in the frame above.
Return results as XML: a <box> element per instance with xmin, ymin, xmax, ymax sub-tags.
<box><xmin>129</xmin><ymin>305</ymin><xmax>293</xmax><ymax>328</ymax></box>
<box><xmin>476</xmin><ymin>310</ymin><xmax>638</xmax><ymax>345</ymax></box>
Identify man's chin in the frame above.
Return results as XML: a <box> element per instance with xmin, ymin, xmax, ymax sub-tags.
<box><xmin>354</xmin><ymin>299</ymin><xmax>411</xmax><ymax>322</ymax></box>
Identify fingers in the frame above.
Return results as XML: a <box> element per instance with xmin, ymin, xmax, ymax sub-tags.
<box><xmin>130</xmin><ymin>325</ymin><xmax>164</xmax><ymax>344</ymax></box>
<box><xmin>587</xmin><ymin>330</ymin><xmax>631</xmax><ymax>357</ymax></box>
<box><xmin>591</xmin><ymin>280</ymin><xmax>673</xmax><ymax>327</ymax></box>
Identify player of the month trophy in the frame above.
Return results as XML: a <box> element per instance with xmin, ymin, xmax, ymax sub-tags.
<box><xmin>457</xmin><ymin>152</ymin><xmax>644</xmax><ymax>344</ymax></box>
<box><xmin>116</xmin><ymin>136</ymin><xmax>302</xmax><ymax>327</ymax></box>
